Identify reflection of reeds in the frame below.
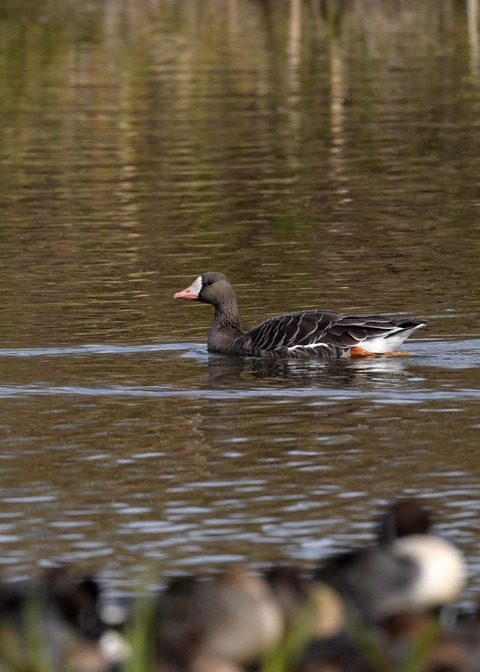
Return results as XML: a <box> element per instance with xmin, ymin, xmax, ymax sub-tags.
<box><xmin>0</xmin><ymin>0</ymin><xmax>475</xmax><ymax>210</ymax></box>
<box><xmin>467</xmin><ymin>0</ymin><xmax>479</xmax><ymax>75</ymax></box>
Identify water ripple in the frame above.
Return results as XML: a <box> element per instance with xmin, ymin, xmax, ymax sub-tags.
<box><xmin>0</xmin><ymin>382</ymin><xmax>477</xmax><ymax>402</ymax></box>
<box><xmin>0</xmin><ymin>343</ymin><xmax>194</xmax><ymax>358</ymax></box>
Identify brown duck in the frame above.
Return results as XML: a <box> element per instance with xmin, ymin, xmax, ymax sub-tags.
<box><xmin>174</xmin><ymin>272</ymin><xmax>426</xmax><ymax>358</ymax></box>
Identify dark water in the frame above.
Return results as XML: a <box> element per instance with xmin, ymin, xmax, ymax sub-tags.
<box><xmin>0</xmin><ymin>0</ymin><xmax>479</xmax><ymax>598</ymax></box>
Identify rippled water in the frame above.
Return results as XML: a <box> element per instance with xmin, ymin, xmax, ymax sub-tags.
<box><xmin>0</xmin><ymin>0</ymin><xmax>479</xmax><ymax>598</ymax></box>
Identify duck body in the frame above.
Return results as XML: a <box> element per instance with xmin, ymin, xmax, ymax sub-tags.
<box><xmin>316</xmin><ymin>535</ymin><xmax>465</xmax><ymax>624</ymax></box>
<box><xmin>174</xmin><ymin>272</ymin><xmax>425</xmax><ymax>359</ymax></box>
<box><xmin>155</xmin><ymin>566</ymin><xmax>284</xmax><ymax>671</ymax></box>
<box><xmin>316</xmin><ymin>499</ymin><xmax>465</xmax><ymax>625</ymax></box>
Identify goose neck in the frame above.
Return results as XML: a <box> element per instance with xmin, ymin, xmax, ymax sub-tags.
<box><xmin>213</xmin><ymin>301</ymin><xmax>243</xmax><ymax>333</ymax></box>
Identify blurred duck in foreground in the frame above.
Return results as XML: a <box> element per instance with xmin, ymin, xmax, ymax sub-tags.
<box><xmin>155</xmin><ymin>567</ymin><xmax>284</xmax><ymax>672</ymax></box>
<box><xmin>0</xmin><ymin>566</ymin><xmax>128</xmax><ymax>672</ymax></box>
<box><xmin>316</xmin><ymin>498</ymin><xmax>464</xmax><ymax>623</ymax></box>
<box><xmin>310</xmin><ymin>498</ymin><xmax>467</xmax><ymax>672</ymax></box>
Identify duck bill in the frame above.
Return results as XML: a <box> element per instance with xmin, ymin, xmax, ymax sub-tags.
<box><xmin>174</xmin><ymin>284</ymin><xmax>199</xmax><ymax>300</ymax></box>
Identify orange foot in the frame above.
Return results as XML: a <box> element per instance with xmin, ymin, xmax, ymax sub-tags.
<box><xmin>349</xmin><ymin>348</ymin><xmax>411</xmax><ymax>357</ymax></box>
<box><xmin>350</xmin><ymin>346</ymin><xmax>375</xmax><ymax>357</ymax></box>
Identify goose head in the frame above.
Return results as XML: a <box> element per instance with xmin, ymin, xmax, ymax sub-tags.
<box><xmin>377</xmin><ymin>498</ymin><xmax>434</xmax><ymax>545</ymax></box>
<box><xmin>174</xmin><ymin>272</ymin><xmax>236</xmax><ymax>307</ymax></box>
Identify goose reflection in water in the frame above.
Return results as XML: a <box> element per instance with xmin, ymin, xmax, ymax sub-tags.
<box><xmin>205</xmin><ymin>351</ymin><xmax>407</xmax><ymax>387</ymax></box>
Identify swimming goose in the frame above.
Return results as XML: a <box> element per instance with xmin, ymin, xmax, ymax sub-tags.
<box><xmin>174</xmin><ymin>272</ymin><xmax>426</xmax><ymax>358</ymax></box>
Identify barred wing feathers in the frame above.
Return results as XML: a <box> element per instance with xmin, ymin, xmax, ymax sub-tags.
<box><xmin>239</xmin><ymin>311</ymin><xmax>423</xmax><ymax>358</ymax></box>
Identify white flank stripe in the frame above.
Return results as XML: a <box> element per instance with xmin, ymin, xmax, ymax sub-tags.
<box><xmin>287</xmin><ymin>343</ymin><xmax>330</xmax><ymax>351</ymax></box>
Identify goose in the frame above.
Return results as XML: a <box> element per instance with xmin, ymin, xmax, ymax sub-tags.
<box><xmin>174</xmin><ymin>272</ymin><xmax>426</xmax><ymax>358</ymax></box>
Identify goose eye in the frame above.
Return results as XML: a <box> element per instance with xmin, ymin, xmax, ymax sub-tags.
<box><xmin>205</xmin><ymin>280</ymin><xmax>213</xmax><ymax>286</ymax></box>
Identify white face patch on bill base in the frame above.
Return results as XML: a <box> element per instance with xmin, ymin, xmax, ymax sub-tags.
<box><xmin>192</xmin><ymin>275</ymin><xmax>203</xmax><ymax>295</ymax></box>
